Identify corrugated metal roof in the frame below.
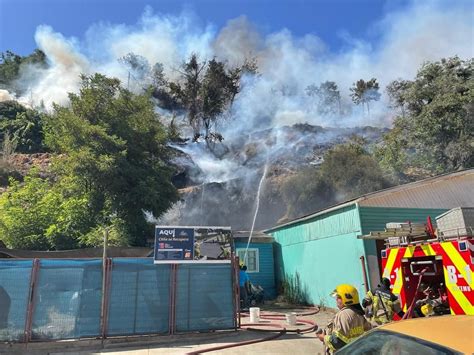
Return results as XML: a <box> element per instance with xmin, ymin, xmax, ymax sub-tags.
<box><xmin>265</xmin><ymin>169</ymin><xmax>474</xmax><ymax>233</ymax></box>
<box><xmin>358</xmin><ymin>169</ymin><xmax>474</xmax><ymax>208</ymax></box>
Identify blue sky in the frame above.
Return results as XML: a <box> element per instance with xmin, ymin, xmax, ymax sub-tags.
<box><xmin>0</xmin><ymin>0</ymin><xmax>413</xmax><ymax>55</ymax></box>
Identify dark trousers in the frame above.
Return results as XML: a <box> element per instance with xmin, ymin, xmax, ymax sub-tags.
<box><xmin>240</xmin><ymin>286</ymin><xmax>248</xmax><ymax>309</ymax></box>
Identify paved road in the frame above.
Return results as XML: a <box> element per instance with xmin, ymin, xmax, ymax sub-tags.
<box><xmin>8</xmin><ymin>307</ymin><xmax>337</xmax><ymax>355</ymax></box>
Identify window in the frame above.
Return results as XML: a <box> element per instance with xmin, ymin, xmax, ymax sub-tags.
<box><xmin>236</xmin><ymin>248</ymin><xmax>259</xmax><ymax>273</ymax></box>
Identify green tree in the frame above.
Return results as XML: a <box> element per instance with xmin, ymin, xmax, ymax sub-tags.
<box><xmin>119</xmin><ymin>53</ymin><xmax>151</xmax><ymax>89</ymax></box>
<box><xmin>280</xmin><ymin>140</ymin><xmax>390</xmax><ymax>219</ymax></box>
<box><xmin>0</xmin><ymin>100</ymin><xmax>46</xmax><ymax>153</ymax></box>
<box><xmin>44</xmin><ymin>74</ymin><xmax>178</xmax><ymax>246</ymax></box>
<box><xmin>169</xmin><ymin>54</ymin><xmax>256</xmax><ymax>143</ymax></box>
<box><xmin>0</xmin><ymin>173</ymin><xmax>55</xmax><ymax>249</ymax></box>
<box><xmin>381</xmin><ymin>57</ymin><xmax>473</xmax><ymax>175</ymax></box>
<box><xmin>305</xmin><ymin>81</ymin><xmax>341</xmax><ymax>115</ymax></box>
<box><xmin>0</xmin><ymin>170</ymin><xmax>127</xmax><ymax>250</ymax></box>
<box><xmin>0</xmin><ymin>49</ymin><xmax>47</xmax><ymax>94</ymax></box>
<box><xmin>281</xmin><ymin>167</ymin><xmax>335</xmax><ymax>219</ymax></box>
<box><xmin>0</xmin><ymin>51</ymin><xmax>22</xmax><ymax>89</ymax></box>
<box><xmin>350</xmin><ymin>78</ymin><xmax>381</xmax><ymax>116</ymax></box>
<box><xmin>319</xmin><ymin>141</ymin><xmax>391</xmax><ymax>199</ymax></box>
<box><xmin>386</xmin><ymin>79</ymin><xmax>410</xmax><ymax>117</ymax></box>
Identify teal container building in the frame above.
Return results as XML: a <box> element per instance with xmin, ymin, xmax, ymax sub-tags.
<box><xmin>265</xmin><ymin>170</ymin><xmax>473</xmax><ymax>307</ymax></box>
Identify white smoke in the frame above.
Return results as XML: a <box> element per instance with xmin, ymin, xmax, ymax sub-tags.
<box><xmin>16</xmin><ymin>25</ymin><xmax>90</xmax><ymax>108</ymax></box>
<box><xmin>0</xmin><ymin>89</ymin><xmax>15</xmax><ymax>102</ymax></box>
<box><xmin>12</xmin><ymin>1</ymin><xmax>471</xmax><ymax>118</ymax></box>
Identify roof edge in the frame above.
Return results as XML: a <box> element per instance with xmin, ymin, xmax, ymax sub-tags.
<box><xmin>264</xmin><ymin>200</ymin><xmax>357</xmax><ymax>234</ymax></box>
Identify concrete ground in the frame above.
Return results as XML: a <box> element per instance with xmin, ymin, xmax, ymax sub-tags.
<box><xmin>2</xmin><ymin>306</ymin><xmax>336</xmax><ymax>355</ymax></box>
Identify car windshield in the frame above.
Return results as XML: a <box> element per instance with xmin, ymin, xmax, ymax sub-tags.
<box><xmin>336</xmin><ymin>330</ymin><xmax>461</xmax><ymax>355</ymax></box>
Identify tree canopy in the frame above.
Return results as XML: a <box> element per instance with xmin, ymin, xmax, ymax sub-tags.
<box><xmin>0</xmin><ymin>74</ymin><xmax>178</xmax><ymax>249</ymax></box>
<box><xmin>167</xmin><ymin>54</ymin><xmax>257</xmax><ymax>143</ymax></box>
<box><xmin>281</xmin><ymin>139</ymin><xmax>391</xmax><ymax>219</ymax></box>
<box><xmin>305</xmin><ymin>81</ymin><xmax>341</xmax><ymax>115</ymax></box>
<box><xmin>0</xmin><ymin>50</ymin><xmax>47</xmax><ymax>94</ymax></box>
<box><xmin>350</xmin><ymin>78</ymin><xmax>381</xmax><ymax>115</ymax></box>
<box><xmin>378</xmin><ymin>56</ymin><xmax>473</xmax><ymax>176</ymax></box>
<box><xmin>0</xmin><ymin>100</ymin><xmax>46</xmax><ymax>153</ymax></box>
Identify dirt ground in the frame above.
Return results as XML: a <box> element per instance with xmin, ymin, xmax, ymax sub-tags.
<box><xmin>4</xmin><ymin>305</ymin><xmax>337</xmax><ymax>355</ymax></box>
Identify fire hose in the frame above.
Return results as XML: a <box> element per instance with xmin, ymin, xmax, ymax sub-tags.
<box><xmin>185</xmin><ymin>307</ymin><xmax>320</xmax><ymax>354</ymax></box>
<box><xmin>402</xmin><ymin>268</ymin><xmax>428</xmax><ymax>320</ymax></box>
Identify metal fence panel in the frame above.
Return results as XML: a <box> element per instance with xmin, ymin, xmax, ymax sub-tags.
<box><xmin>31</xmin><ymin>259</ymin><xmax>102</xmax><ymax>340</ymax></box>
<box><xmin>175</xmin><ymin>263</ymin><xmax>234</xmax><ymax>332</ymax></box>
<box><xmin>107</xmin><ymin>258</ymin><xmax>170</xmax><ymax>336</ymax></box>
<box><xmin>0</xmin><ymin>260</ymin><xmax>32</xmax><ymax>341</ymax></box>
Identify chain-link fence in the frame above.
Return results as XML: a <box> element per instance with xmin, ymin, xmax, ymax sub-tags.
<box><xmin>0</xmin><ymin>258</ymin><xmax>237</xmax><ymax>342</ymax></box>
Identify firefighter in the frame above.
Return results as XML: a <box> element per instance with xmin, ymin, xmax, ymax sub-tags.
<box><xmin>316</xmin><ymin>284</ymin><xmax>372</xmax><ymax>353</ymax></box>
<box><xmin>415</xmin><ymin>283</ymin><xmax>450</xmax><ymax>317</ymax></box>
<box><xmin>362</xmin><ymin>277</ymin><xmax>404</xmax><ymax>325</ymax></box>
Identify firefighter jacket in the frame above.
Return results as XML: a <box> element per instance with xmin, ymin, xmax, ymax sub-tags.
<box><xmin>323</xmin><ymin>306</ymin><xmax>372</xmax><ymax>353</ymax></box>
<box><xmin>364</xmin><ymin>286</ymin><xmax>401</xmax><ymax>325</ymax></box>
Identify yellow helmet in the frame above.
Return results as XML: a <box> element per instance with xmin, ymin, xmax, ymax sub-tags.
<box><xmin>330</xmin><ymin>284</ymin><xmax>360</xmax><ymax>306</ymax></box>
<box><xmin>421</xmin><ymin>304</ymin><xmax>434</xmax><ymax>316</ymax></box>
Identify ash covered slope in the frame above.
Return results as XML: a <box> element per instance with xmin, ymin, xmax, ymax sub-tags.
<box><xmin>161</xmin><ymin>124</ymin><xmax>386</xmax><ymax>231</ymax></box>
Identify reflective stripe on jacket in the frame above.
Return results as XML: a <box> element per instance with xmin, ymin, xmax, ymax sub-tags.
<box><xmin>323</xmin><ymin>307</ymin><xmax>372</xmax><ymax>352</ymax></box>
<box><xmin>365</xmin><ymin>289</ymin><xmax>401</xmax><ymax>324</ymax></box>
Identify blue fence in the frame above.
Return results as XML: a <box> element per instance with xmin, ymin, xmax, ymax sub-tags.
<box><xmin>0</xmin><ymin>260</ymin><xmax>32</xmax><ymax>341</ymax></box>
<box><xmin>107</xmin><ymin>259</ymin><xmax>170</xmax><ymax>336</ymax></box>
<box><xmin>175</xmin><ymin>264</ymin><xmax>234</xmax><ymax>332</ymax></box>
<box><xmin>31</xmin><ymin>259</ymin><xmax>103</xmax><ymax>340</ymax></box>
<box><xmin>0</xmin><ymin>258</ymin><xmax>236</xmax><ymax>342</ymax></box>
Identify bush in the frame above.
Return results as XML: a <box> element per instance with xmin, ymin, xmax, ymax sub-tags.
<box><xmin>280</xmin><ymin>272</ymin><xmax>310</xmax><ymax>305</ymax></box>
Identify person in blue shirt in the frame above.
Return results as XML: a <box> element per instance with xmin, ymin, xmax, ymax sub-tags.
<box><xmin>239</xmin><ymin>265</ymin><xmax>250</xmax><ymax>310</ymax></box>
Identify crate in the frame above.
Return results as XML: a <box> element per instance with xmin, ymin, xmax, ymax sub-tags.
<box><xmin>435</xmin><ymin>207</ymin><xmax>474</xmax><ymax>238</ymax></box>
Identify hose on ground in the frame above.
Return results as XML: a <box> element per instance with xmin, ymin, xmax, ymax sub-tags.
<box><xmin>185</xmin><ymin>307</ymin><xmax>321</xmax><ymax>354</ymax></box>
<box><xmin>185</xmin><ymin>329</ymin><xmax>286</xmax><ymax>355</ymax></box>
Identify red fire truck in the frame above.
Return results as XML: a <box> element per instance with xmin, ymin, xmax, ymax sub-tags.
<box><xmin>369</xmin><ymin>208</ymin><xmax>473</xmax><ymax>316</ymax></box>
<box><xmin>381</xmin><ymin>237</ymin><xmax>473</xmax><ymax>316</ymax></box>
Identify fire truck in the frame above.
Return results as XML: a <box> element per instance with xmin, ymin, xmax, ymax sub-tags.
<box><xmin>366</xmin><ymin>208</ymin><xmax>473</xmax><ymax>317</ymax></box>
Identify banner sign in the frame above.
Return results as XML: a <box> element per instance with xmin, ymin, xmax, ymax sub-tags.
<box><xmin>154</xmin><ymin>227</ymin><xmax>195</xmax><ymax>262</ymax></box>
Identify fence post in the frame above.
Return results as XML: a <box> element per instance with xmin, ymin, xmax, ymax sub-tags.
<box><xmin>102</xmin><ymin>258</ymin><xmax>112</xmax><ymax>340</ymax></box>
<box><xmin>231</xmin><ymin>255</ymin><xmax>239</xmax><ymax>330</ymax></box>
<box><xmin>168</xmin><ymin>263</ymin><xmax>178</xmax><ymax>335</ymax></box>
<box><xmin>168</xmin><ymin>264</ymin><xmax>173</xmax><ymax>335</ymax></box>
<box><xmin>23</xmin><ymin>258</ymin><xmax>40</xmax><ymax>343</ymax></box>
<box><xmin>100</xmin><ymin>228</ymin><xmax>110</xmax><ymax>340</ymax></box>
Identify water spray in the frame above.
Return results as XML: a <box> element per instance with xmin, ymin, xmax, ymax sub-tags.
<box><xmin>243</xmin><ymin>162</ymin><xmax>268</xmax><ymax>265</ymax></box>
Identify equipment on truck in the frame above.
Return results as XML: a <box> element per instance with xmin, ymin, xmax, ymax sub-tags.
<box><xmin>359</xmin><ymin>207</ymin><xmax>474</xmax><ymax>318</ymax></box>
